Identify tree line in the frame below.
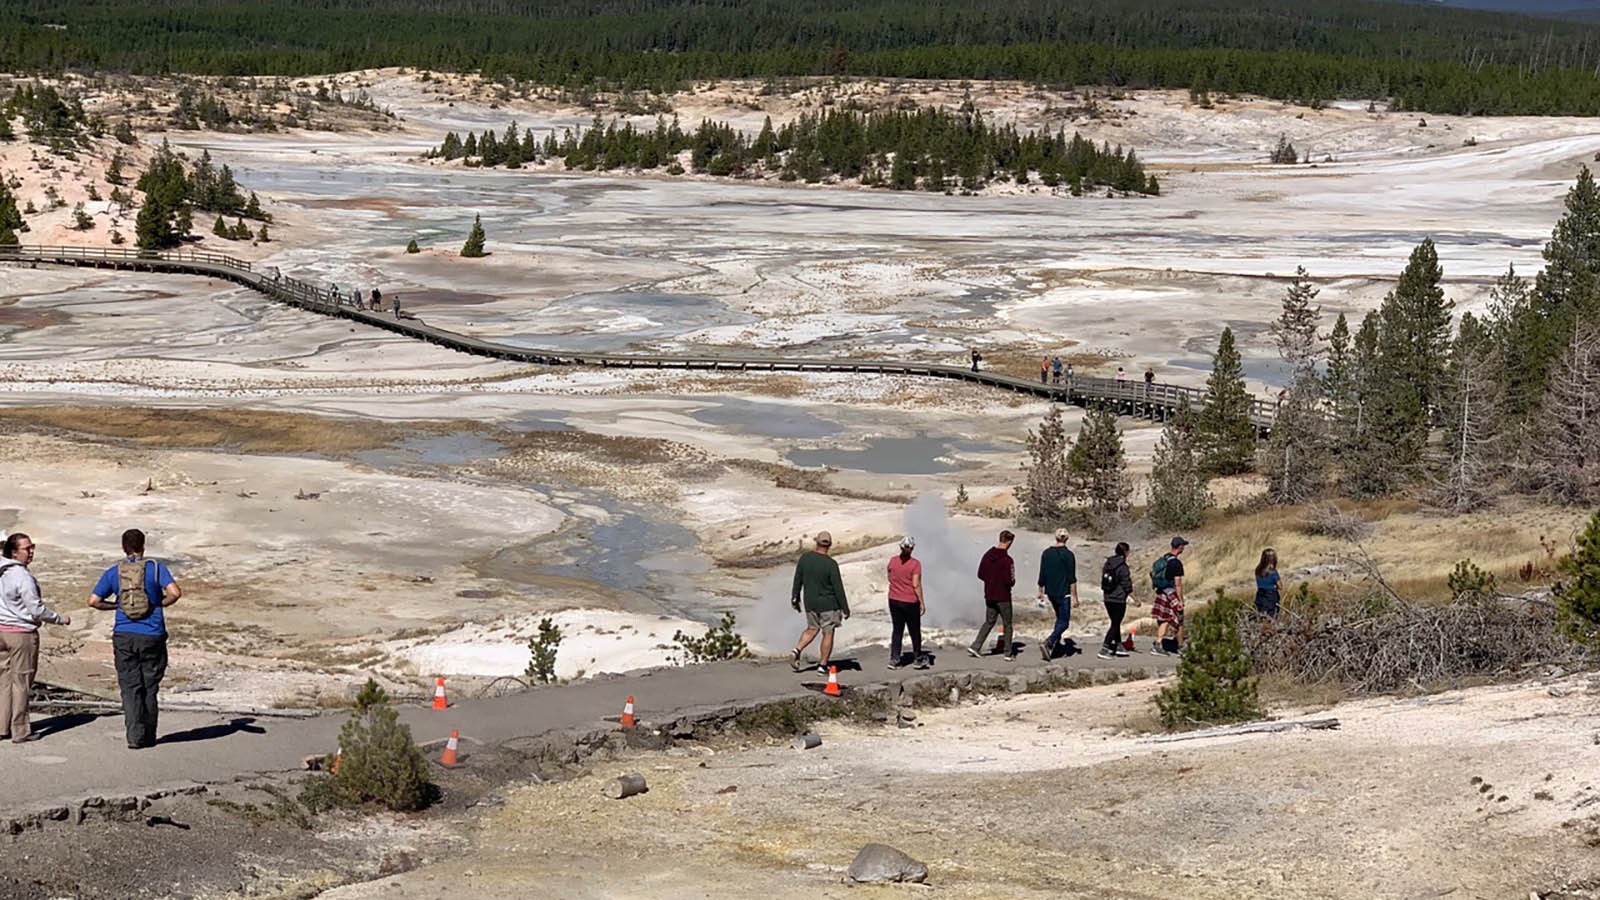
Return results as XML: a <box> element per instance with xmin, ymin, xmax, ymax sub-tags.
<box><xmin>7</xmin><ymin>0</ymin><xmax>1600</xmax><ymax>115</ymax></box>
<box><xmin>431</xmin><ymin>106</ymin><xmax>1158</xmax><ymax>195</ymax></box>
<box><xmin>1021</xmin><ymin>165</ymin><xmax>1600</xmax><ymax>528</ymax></box>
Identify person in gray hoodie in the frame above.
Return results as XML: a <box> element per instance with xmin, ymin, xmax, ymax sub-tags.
<box><xmin>0</xmin><ymin>533</ymin><xmax>72</xmax><ymax>743</ymax></box>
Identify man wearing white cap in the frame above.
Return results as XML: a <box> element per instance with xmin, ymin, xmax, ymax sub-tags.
<box><xmin>790</xmin><ymin>530</ymin><xmax>850</xmax><ymax>675</ymax></box>
<box><xmin>1038</xmin><ymin>528</ymin><xmax>1079</xmax><ymax>660</ymax></box>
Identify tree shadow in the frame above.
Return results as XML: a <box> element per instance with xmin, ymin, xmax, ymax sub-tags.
<box><xmin>157</xmin><ymin>716</ymin><xmax>267</xmax><ymax>745</ymax></box>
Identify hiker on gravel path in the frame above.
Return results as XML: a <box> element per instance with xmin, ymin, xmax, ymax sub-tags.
<box><xmin>886</xmin><ymin>536</ymin><xmax>927</xmax><ymax>670</ymax></box>
<box><xmin>1038</xmin><ymin>528</ymin><xmax>1079</xmax><ymax>661</ymax></box>
<box><xmin>0</xmin><ymin>533</ymin><xmax>72</xmax><ymax>743</ymax></box>
<box><xmin>1150</xmin><ymin>536</ymin><xmax>1188</xmax><ymax>655</ymax></box>
<box><xmin>969</xmin><ymin>530</ymin><xmax>1017</xmax><ymax>660</ymax></box>
<box><xmin>790</xmin><ymin>531</ymin><xmax>849</xmax><ymax>676</ymax></box>
<box><xmin>88</xmin><ymin>529</ymin><xmax>181</xmax><ymax>750</ymax></box>
<box><xmin>1098</xmin><ymin>542</ymin><xmax>1134</xmax><ymax>659</ymax></box>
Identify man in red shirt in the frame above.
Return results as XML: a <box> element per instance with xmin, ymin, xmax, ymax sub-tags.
<box><xmin>968</xmin><ymin>530</ymin><xmax>1017</xmax><ymax>661</ymax></box>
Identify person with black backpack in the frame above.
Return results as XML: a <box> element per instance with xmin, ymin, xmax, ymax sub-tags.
<box><xmin>1149</xmin><ymin>536</ymin><xmax>1188</xmax><ymax>655</ymax></box>
<box><xmin>88</xmin><ymin>529</ymin><xmax>181</xmax><ymax>750</ymax></box>
<box><xmin>1097</xmin><ymin>542</ymin><xmax>1134</xmax><ymax>659</ymax></box>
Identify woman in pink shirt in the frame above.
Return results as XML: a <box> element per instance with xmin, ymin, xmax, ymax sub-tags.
<box><xmin>886</xmin><ymin>536</ymin><xmax>927</xmax><ymax>670</ymax></box>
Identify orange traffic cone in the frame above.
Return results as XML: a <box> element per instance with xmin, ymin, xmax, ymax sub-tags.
<box><xmin>620</xmin><ymin>696</ymin><xmax>636</xmax><ymax>729</ymax></box>
<box><xmin>824</xmin><ymin>666</ymin><xmax>841</xmax><ymax>696</ymax></box>
<box><xmin>432</xmin><ymin>677</ymin><xmax>448</xmax><ymax>710</ymax></box>
<box><xmin>331</xmin><ymin>746</ymin><xmax>342</xmax><ymax>774</ymax></box>
<box><xmin>1123</xmin><ymin>625</ymin><xmax>1137</xmax><ymax>652</ymax></box>
<box><xmin>440</xmin><ymin>730</ymin><xmax>459</xmax><ymax>766</ymax></box>
<box><xmin>993</xmin><ymin>622</ymin><xmax>1008</xmax><ymax>654</ymax></box>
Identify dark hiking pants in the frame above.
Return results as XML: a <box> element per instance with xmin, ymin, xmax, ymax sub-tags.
<box><xmin>970</xmin><ymin>601</ymin><xmax>1015</xmax><ymax>656</ymax></box>
<box><xmin>1103</xmin><ymin>601</ymin><xmax>1127</xmax><ymax>651</ymax></box>
<box><xmin>113</xmin><ymin>632</ymin><xmax>167</xmax><ymax>748</ymax></box>
<box><xmin>888</xmin><ymin>600</ymin><xmax>922</xmax><ymax>663</ymax></box>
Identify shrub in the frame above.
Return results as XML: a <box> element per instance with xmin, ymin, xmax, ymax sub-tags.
<box><xmin>673</xmin><ymin>612</ymin><xmax>752</xmax><ymax>664</ymax></box>
<box><xmin>1447</xmin><ymin>559</ymin><xmax>1497</xmax><ymax>602</ymax></box>
<box><xmin>1155</xmin><ymin>590</ymin><xmax>1262</xmax><ymax>730</ymax></box>
<box><xmin>405</xmin><ymin>238</ymin><xmax>420</xmax><ymax>253</ymax></box>
<box><xmin>300</xmin><ymin>678</ymin><xmax>431</xmax><ymax>813</ymax></box>
<box><xmin>525</xmin><ymin>617</ymin><xmax>561</xmax><ymax>684</ymax></box>
<box><xmin>1557</xmin><ymin>507</ymin><xmax>1600</xmax><ymax>646</ymax></box>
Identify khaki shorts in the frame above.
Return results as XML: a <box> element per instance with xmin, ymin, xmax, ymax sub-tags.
<box><xmin>806</xmin><ymin>609</ymin><xmax>844</xmax><ymax>632</ymax></box>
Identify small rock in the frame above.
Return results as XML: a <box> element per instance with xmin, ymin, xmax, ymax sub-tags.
<box><xmin>847</xmin><ymin>843</ymin><xmax>928</xmax><ymax>884</ymax></box>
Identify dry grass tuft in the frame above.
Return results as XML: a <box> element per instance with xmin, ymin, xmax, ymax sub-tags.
<box><xmin>0</xmin><ymin>406</ymin><xmax>428</xmax><ymax>454</ymax></box>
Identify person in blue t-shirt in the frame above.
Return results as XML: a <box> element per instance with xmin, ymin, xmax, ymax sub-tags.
<box><xmin>88</xmin><ymin>529</ymin><xmax>181</xmax><ymax>750</ymax></box>
<box><xmin>1254</xmin><ymin>548</ymin><xmax>1282</xmax><ymax>618</ymax></box>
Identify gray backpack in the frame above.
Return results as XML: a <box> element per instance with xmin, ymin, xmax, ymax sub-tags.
<box><xmin>117</xmin><ymin>558</ymin><xmax>155</xmax><ymax>620</ymax></box>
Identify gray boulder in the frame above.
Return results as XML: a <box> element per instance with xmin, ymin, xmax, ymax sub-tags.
<box><xmin>847</xmin><ymin>843</ymin><xmax>928</xmax><ymax>884</ymax></box>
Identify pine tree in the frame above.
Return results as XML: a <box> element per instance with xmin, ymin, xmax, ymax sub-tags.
<box><xmin>1429</xmin><ymin>314</ymin><xmax>1503</xmax><ymax>512</ymax></box>
<box><xmin>212</xmin><ymin>214</ymin><xmax>229</xmax><ymax>238</ymax></box>
<box><xmin>1534</xmin><ymin>166</ymin><xmax>1600</xmax><ymax>352</ymax></box>
<box><xmin>1065</xmin><ymin>404</ymin><xmax>1130</xmax><ymax>520</ymax></box>
<box><xmin>1195</xmin><ymin>327</ymin><xmax>1256</xmax><ymax>476</ymax></box>
<box><xmin>1272</xmin><ymin>266</ymin><xmax>1322</xmax><ymax>372</ymax></box>
<box><xmin>1015</xmin><ymin>404</ymin><xmax>1071</xmax><ymax>523</ymax></box>
<box><xmin>1148</xmin><ymin>405</ymin><xmax>1210</xmax><ymax>529</ymax></box>
<box><xmin>460</xmin><ymin>214</ymin><xmax>487</xmax><ymax>258</ymax></box>
<box><xmin>1365</xmin><ymin>238</ymin><xmax>1453</xmax><ymax>484</ymax></box>
<box><xmin>1323</xmin><ymin>312</ymin><xmax>1358</xmax><ymax>454</ymax></box>
<box><xmin>256</xmin><ymin>222</ymin><xmax>269</xmax><ymax>242</ymax></box>
<box><xmin>1485</xmin><ymin>264</ymin><xmax>1544</xmax><ymax>424</ymax></box>
<box><xmin>1342</xmin><ymin>312</ymin><xmax>1397</xmax><ymax>497</ymax></box>
<box><xmin>1155</xmin><ymin>590</ymin><xmax>1262</xmax><ymax>729</ymax></box>
<box><xmin>0</xmin><ymin>178</ymin><xmax>25</xmax><ymax>244</ymax></box>
<box><xmin>1557</xmin><ymin>506</ymin><xmax>1600</xmax><ymax>646</ymax></box>
<box><xmin>1262</xmin><ymin>370</ymin><xmax>1330</xmax><ymax>504</ymax></box>
<box><xmin>1534</xmin><ymin>324</ymin><xmax>1600</xmax><ymax>504</ymax></box>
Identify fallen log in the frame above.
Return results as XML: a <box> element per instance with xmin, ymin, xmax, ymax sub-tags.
<box><xmin>1144</xmin><ymin>717</ymin><xmax>1339</xmax><ymax>743</ymax></box>
<box><xmin>603</xmin><ymin>773</ymin><xmax>648</xmax><ymax>799</ymax></box>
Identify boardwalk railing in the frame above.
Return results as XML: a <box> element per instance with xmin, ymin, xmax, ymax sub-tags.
<box><xmin>3</xmin><ymin>244</ymin><xmax>1277</xmax><ymax>430</ymax></box>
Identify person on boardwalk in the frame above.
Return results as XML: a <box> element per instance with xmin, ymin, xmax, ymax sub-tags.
<box><xmin>968</xmin><ymin>530</ymin><xmax>1017</xmax><ymax>660</ymax></box>
<box><xmin>1150</xmin><ymin>536</ymin><xmax>1188</xmax><ymax>655</ymax></box>
<box><xmin>1039</xmin><ymin>358</ymin><xmax>1050</xmax><ymax>384</ymax></box>
<box><xmin>1144</xmin><ymin>367</ymin><xmax>1155</xmax><ymax>397</ymax></box>
<box><xmin>1254</xmin><ymin>548</ymin><xmax>1282</xmax><ymax>617</ymax></box>
<box><xmin>1064</xmin><ymin>361</ymin><xmax>1074</xmax><ymax>386</ymax></box>
<box><xmin>1098</xmin><ymin>541</ymin><xmax>1134</xmax><ymax>659</ymax></box>
<box><xmin>886</xmin><ymin>536</ymin><xmax>927</xmax><ymax>670</ymax></box>
<box><xmin>1051</xmin><ymin>355</ymin><xmax>1063</xmax><ymax>384</ymax></box>
<box><xmin>1037</xmin><ymin>528</ymin><xmax>1079</xmax><ymax>660</ymax></box>
<box><xmin>970</xmin><ymin>349</ymin><xmax>982</xmax><ymax>373</ymax></box>
<box><xmin>790</xmin><ymin>530</ymin><xmax>849</xmax><ymax>675</ymax></box>
<box><xmin>371</xmin><ymin>287</ymin><xmax>383</xmax><ymax>311</ymax></box>
<box><xmin>1116</xmin><ymin>366</ymin><xmax>1127</xmax><ymax>385</ymax></box>
<box><xmin>0</xmin><ymin>533</ymin><xmax>71</xmax><ymax>743</ymax></box>
<box><xmin>88</xmin><ymin>529</ymin><xmax>181</xmax><ymax>749</ymax></box>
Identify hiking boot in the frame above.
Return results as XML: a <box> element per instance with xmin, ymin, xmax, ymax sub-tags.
<box><xmin>1003</xmin><ymin>653</ymin><xmax>1018</xmax><ymax>662</ymax></box>
<box><xmin>887</xmin><ymin>659</ymin><xmax>903</xmax><ymax>670</ymax></box>
<box><xmin>914</xmin><ymin>654</ymin><xmax>931</xmax><ymax>670</ymax></box>
<box><xmin>817</xmin><ymin>663</ymin><xmax>830</xmax><ymax>675</ymax></box>
<box><xmin>1040</xmin><ymin>641</ymin><xmax>1053</xmax><ymax>662</ymax></box>
<box><xmin>1150</xmin><ymin>644</ymin><xmax>1169</xmax><ymax>656</ymax></box>
<box><xmin>1097</xmin><ymin>648</ymin><xmax>1113</xmax><ymax>660</ymax></box>
<box><xmin>1113</xmin><ymin>647</ymin><xmax>1131</xmax><ymax>658</ymax></box>
<box><xmin>790</xmin><ymin>648</ymin><xmax>804</xmax><ymax>672</ymax></box>
<box><xmin>966</xmin><ymin>647</ymin><xmax>981</xmax><ymax>658</ymax></box>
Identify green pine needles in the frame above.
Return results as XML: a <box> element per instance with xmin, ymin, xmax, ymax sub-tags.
<box><xmin>1155</xmin><ymin>591</ymin><xmax>1262</xmax><ymax>730</ymax></box>
<box><xmin>1557</xmin><ymin>507</ymin><xmax>1600</xmax><ymax>646</ymax></box>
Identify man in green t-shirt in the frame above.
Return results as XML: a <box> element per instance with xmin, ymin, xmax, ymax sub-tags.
<box><xmin>790</xmin><ymin>530</ymin><xmax>850</xmax><ymax>675</ymax></box>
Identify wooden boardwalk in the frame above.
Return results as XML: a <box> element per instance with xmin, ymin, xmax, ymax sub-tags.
<box><xmin>3</xmin><ymin>244</ymin><xmax>1277</xmax><ymax>430</ymax></box>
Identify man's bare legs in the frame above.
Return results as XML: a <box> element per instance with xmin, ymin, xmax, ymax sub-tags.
<box><xmin>793</xmin><ymin>626</ymin><xmax>835</xmax><ymax>670</ymax></box>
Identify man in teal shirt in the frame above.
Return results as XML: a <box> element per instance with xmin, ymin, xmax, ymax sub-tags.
<box><xmin>790</xmin><ymin>530</ymin><xmax>849</xmax><ymax>675</ymax></box>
